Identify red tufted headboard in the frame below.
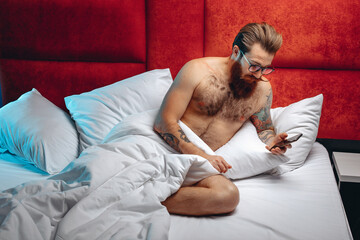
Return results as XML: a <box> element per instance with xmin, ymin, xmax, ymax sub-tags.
<box><xmin>1</xmin><ymin>0</ymin><xmax>359</xmax><ymax>140</ymax></box>
<box><xmin>0</xmin><ymin>0</ymin><xmax>147</xmax><ymax>109</ymax></box>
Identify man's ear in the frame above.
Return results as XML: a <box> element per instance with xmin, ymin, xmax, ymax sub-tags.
<box><xmin>231</xmin><ymin>45</ymin><xmax>240</xmax><ymax>61</ymax></box>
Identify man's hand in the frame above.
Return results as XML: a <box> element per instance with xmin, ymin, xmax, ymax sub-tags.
<box><xmin>206</xmin><ymin>154</ymin><xmax>232</xmax><ymax>173</ymax></box>
<box><xmin>265</xmin><ymin>132</ymin><xmax>292</xmax><ymax>155</ymax></box>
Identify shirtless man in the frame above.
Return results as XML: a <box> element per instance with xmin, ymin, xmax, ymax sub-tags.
<box><xmin>154</xmin><ymin>22</ymin><xmax>290</xmax><ymax>216</ymax></box>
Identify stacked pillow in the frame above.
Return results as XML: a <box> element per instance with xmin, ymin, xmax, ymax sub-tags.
<box><xmin>65</xmin><ymin>68</ymin><xmax>173</xmax><ymax>151</ymax></box>
<box><xmin>220</xmin><ymin>94</ymin><xmax>323</xmax><ymax>178</ymax></box>
<box><xmin>0</xmin><ymin>89</ymin><xmax>79</xmax><ymax>174</ymax></box>
<box><xmin>269</xmin><ymin>94</ymin><xmax>323</xmax><ymax>175</ymax></box>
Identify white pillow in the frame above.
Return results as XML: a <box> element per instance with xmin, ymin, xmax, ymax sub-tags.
<box><xmin>0</xmin><ymin>89</ymin><xmax>80</xmax><ymax>174</ymax></box>
<box><xmin>65</xmin><ymin>69</ymin><xmax>173</xmax><ymax>151</ymax></box>
<box><xmin>270</xmin><ymin>94</ymin><xmax>323</xmax><ymax>174</ymax></box>
<box><xmin>179</xmin><ymin>94</ymin><xmax>323</xmax><ymax>179</ymax></box>
<box><xmin>178</xmin><ymin>120</ymin><xmax>290</xmax><ymax>180</ymax></box>
<box><xmin>217</xmin><ymin>121</ymin><xmax>290</xmax><ymax>179</ymax></box>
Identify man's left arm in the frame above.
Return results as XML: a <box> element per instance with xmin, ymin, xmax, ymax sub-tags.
<box><xmin>250</xmin><ymin>88</ymin><xmax>290</xmax><ymax>154</ymax></box>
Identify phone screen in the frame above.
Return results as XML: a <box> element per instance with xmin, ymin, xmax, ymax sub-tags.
<box><xmin>270</xmin><ymin>133</ymin><xmax>303</xmax><ymax>150</ymax></box>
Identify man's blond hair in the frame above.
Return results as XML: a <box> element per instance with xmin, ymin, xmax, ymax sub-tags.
<box><xmin>232</xmin><ymin>22</ymin><xmax>283</xmax><ymax>54</ymax></box>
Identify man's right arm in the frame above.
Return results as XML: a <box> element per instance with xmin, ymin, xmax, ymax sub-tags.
<box><xmin>153</xmin><ymin>60</ymin><xmax>231</xmax><ymax>173</ymax></box>
<box><xmin>154</xmin><ymin>60</ymin><xmax>207</xmax><ymax>157</ymax></box>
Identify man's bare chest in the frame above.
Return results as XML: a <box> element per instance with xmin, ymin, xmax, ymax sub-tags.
<box><xmin>192</xmin><ymin>76</ymin><xmax>260</xmax><ymax>121</ymax></box>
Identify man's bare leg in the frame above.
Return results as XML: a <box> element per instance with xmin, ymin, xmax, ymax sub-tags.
<box><xmin>162</xmin><ymin>175</ymin><xmax>239</xmax><ymax>216</ymax></box>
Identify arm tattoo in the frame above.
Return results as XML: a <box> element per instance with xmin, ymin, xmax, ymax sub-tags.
<box><xmin>250</xmin><ymin>89</ymin><xmax>276</xmax><ymax>144</ymax></box>
<box><xmin>250</xmin><ymin>90</ymin><xmax>274</xmax><ymax>133</ymax></box>
<box><xmin>158</xmin><ymin>132</ymin><xmax>181</xmax><ymax>152</ymax></box>
<box><xmin>158</xmin><ymin>129</ymin><xmax>190</xmax><ymax>153</ymax></box>
<box><xmin>258</xmin><ymin>130</ymin><xmax>275</xmax><ymax>145</ymax></box>
<box><xmin>178</xmin><ymin>129</ymin><xmax>190</xmax><ymax>142</ymax></box>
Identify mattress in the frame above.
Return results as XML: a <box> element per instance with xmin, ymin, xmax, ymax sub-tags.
<box><xmin>0</xmin><ymin>143</ymin><xmax>352</xmax><ymax>239</ymax></box>
<box><xmin>169</xmin><ymin>142</ymin><xmax>353</xmax><ymax>240</ymax></box>
<box><xmin>0</xmin><ymin>149</ymin><xmax>49</xmax><ymax>191</ymax></box>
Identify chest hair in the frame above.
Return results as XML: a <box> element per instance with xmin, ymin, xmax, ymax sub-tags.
<box><xmin>193</xmin><ymin>74</ymin><xmax>260</xmax><ymax>121</ymax></box>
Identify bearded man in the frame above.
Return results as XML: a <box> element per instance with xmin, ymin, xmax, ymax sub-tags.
<box><xmin>154</xmin><ymin>22</ymin><xmax>290</xmax><ymax>216</ymax></box>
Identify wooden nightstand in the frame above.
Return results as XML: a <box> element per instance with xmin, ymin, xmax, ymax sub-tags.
<box><xmin>333</xmin><ymin>152</ymin><xmax>360</xmax><ymax>189</ymax></box>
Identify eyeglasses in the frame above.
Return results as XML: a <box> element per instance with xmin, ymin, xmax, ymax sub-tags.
<box><xmin>240</xmin><ymin>50</ymin><xmax>275</xmax><ymax>75</ymax></box>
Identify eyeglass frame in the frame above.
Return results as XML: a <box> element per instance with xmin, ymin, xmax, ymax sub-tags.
<box><xmin>239</xmin><ymin>50</ymin><xmax>275</xmax><ymax>75</ymax></box>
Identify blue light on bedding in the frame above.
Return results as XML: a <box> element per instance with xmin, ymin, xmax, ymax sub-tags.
<box><xmin>0</xmin><ymin>150</ymin><xmax>50</xmax><ymax>191</ymax></box>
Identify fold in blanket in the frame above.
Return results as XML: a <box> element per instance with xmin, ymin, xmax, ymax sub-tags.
<box><xmin>0</xmin><ymin>109</ymin><xmax>218</xmax><ymax>240</ymax></box>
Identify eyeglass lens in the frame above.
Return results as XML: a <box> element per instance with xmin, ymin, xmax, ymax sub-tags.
<box><xmin>249</xmin><ymin>65</ymin><xmax>274</xmax><ymax>75</ymax></box>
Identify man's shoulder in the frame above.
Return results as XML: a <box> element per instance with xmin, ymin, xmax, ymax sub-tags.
<box><xmin>176</xmin><ymin>58</ymin><xmax>211</xmax><ymax>83</ymax></box>
<box><xmin>183</xmin><ymin>58</ymin><xmax>209</xmax><ymax>70</ymax></box>
<box><xmin>252</xmin><ymin>80</ymin><xmax>272</xmax><ymax>107</ymax></box>
<box><xmin>184</xmin><ymin>57</ymin><xmax>224</xmax><ymax>69</ymax></box>
<box><xmin>181</xmin><ymin>57</ymin><xmax>225</xmax><ymax>79</ymax></box>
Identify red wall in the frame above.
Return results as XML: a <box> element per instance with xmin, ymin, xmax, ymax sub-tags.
<box><xmin>1</xmin><ymin>0</ymin><xmax>359</xmax><ymax>140</ymax></box>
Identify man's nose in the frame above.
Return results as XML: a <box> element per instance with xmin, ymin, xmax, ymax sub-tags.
<box><xmin>252</xmin><ymin>71</ymin><xmax>262</xmax><ymax>79</ymax></box>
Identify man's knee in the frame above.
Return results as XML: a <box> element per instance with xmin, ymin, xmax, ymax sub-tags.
<box><xmin>195</xmin><ymin>175</ymin><xmax>240</xmax><ymax>214</ymax></box>
<box><xmin>216</xmin><ymin>181</ymin><xmax>240</xmax><ymax>213</ymax></box>
<box><xmin>202</xmin><ymin>176</ymin><xmax>239</xmax><ymax>214</ymax></box>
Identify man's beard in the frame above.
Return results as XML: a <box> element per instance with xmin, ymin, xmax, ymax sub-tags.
<box><xmin>229</xmin><ymin>60</ymin><xmax>258</xmax><ymax>99</ymax></box>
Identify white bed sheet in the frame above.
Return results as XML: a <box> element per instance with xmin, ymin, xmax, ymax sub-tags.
<box><xmin>0</xmin><ymin>143</ymin><xmax>352</xmax><ymax>240</ymax></box>
<box><xmin>0</xmin><ymin>150</ymin><xmax>50</xmax><ymax>191</ymax></box>
<box><xmin>169</xmin><ymin>142</ymin><xmax>353</xmax><ymax>240</ymax></box>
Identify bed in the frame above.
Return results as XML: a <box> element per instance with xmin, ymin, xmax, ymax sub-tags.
<box><xmin>0</xmin><ymin>141</ymin><xmax>352</xmax><ymax>240</ymax></box>
<box><xmin>0</xmin><ymin>0</ymin><xmax>359</xmax><ymax>239</ymax></box>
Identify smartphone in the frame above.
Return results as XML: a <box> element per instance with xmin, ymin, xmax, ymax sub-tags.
<box><xmin>270</xmin><ymin>133</ymin><xmax>303</xmax><ymax>150</ymax></box>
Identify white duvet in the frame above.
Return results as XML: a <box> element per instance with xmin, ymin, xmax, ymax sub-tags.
<box><xmin>0</xmin><ymin>110</ymin><xmax>218</xmax><ymax>240</ymax></box>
